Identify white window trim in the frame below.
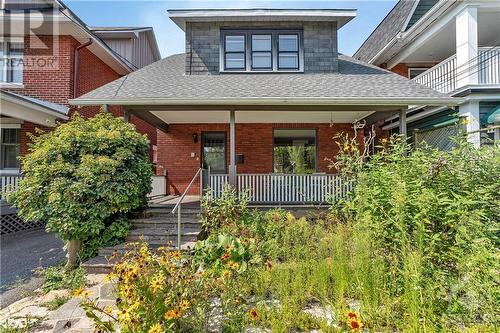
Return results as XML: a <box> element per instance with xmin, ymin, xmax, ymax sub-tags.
<box><xmin>0</xmin><ymin>125</ymin><xmax>21</xmax><ymax>171</ymax></box>
<box><xmin>219</xmin><ymin>29</ymin><xmax>304</xmax><ymax>73</ymax></box>
<box><xmin>1</xmin><ymin>39</ymin><xmax>24</xmax><ymax>85</ymax></box>
<box><xmin>408</xmin><ymin>67</ymin><xmax>430</xmax><ymax>79</ymax></box>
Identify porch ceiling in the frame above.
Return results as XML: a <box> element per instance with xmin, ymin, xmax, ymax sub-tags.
<box><xmin>148</xmin><ymin>110</ymin><xmax>375</xmax><ymax>124</ymax></box>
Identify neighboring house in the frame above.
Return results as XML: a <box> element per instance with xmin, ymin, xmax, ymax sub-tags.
<box><xmin>71</xmin><ymin>9</ymin><xmax>458</xmax><ymax>205</ymax></box>
<box><xmin>0</xmin><ymin>0</ymin><xmax>161</xmax><ymax>177</ymax></box>
<box><xmin>354</xmin><ymin>0</ymin><xmax>500</xmax><ymax>149</ymax></box>
<box><xmin>0</xmin><ymin>0</ymin><xmax>161</xmax><ymax>233</ymax></box>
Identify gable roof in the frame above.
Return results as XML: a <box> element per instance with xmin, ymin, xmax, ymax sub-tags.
<box><xmin>353</xmin><ymin>0</ymin><xmax>417</xmax><ymax>63</ymax></box>
<box><xmin>70</xmin><ymin>53</ymin><xmax>456</xmax><ymax>107</ymax></box>
<box><xmin>1</xmin><ymin>90</ymin><xmax>69</xmax><ymax>116</ymax></box>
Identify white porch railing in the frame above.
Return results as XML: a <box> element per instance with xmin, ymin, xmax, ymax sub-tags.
<box><xmin>148</xmin><ymin>175</ymin><xmax>167</xmax><ymax>198</ymax></box>
<box><xmin>413</xmin><ymin>47</ymin><xmax>500</xmax><ymax>94</ymax></box>
<box><xmin>209</xmin><ymin>173</ymin><xmax>353</xmax><ymax>204</ymax></box>
<box><xmin>1</xmin><ymin>175</ymin><xmax>22</xmax><ymax>200</ymax></box>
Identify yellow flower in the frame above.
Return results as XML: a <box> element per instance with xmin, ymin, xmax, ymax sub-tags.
<box><xmin>164</xmin><ymin>308</ymin><xmax>182</xmax><ymax>320</ymax></box>
<box><xmin>72</xmin><ymin>288</ymin><xmax>91</xmax><ymax>297</ymax></box>
<box><xmin>171</xmin><ymin>251</ymin><xmax>182</xmax><ymax>260</ymax></box>
<box><xmin>222</xmin><ymin>270</ymin><xmax>232</xmax><ymax>279</ymax></box>
<box><xmin>228</xmin><ymin>261</ymin><xmax>240</xmax><ymax>270</ymax></box>
<box><xmin>224</xmin><ymin>245</ymin><xmax>235</xmax><ymax>252</ymax></box>
<box><xmin>103</xmin><ymin>273</ymin><xmax>117</xmax><ymax>283</ymax></box>
<box><xmin>72</xmin><ymin>287</ymin><xmax>85</xmax><ymax>296</ymax></box>
<box><xmin>148</xmin><ymin>323</ymin><xmax>163</xmax><ymax>333</ymax></box>
<box><xmin>249</xmin><ymin>308</ymin><xmax>259</xmax><ymax>321</ymax></box>
<box><xmin>149</xmin><ymin>275</ymin><xmax>165</xmax><ymax>293</ymax></box>
<box><xmin>104</xmin><ymin>306</ymin><xmax>113</xmax><ymax>315</ymax></box>
<box><xmin>179</xmin><ymin>300</ymin><xmax>190</xmax><ymax>311</ymax></box>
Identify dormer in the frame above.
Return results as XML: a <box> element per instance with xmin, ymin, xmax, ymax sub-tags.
<box><xmin>168</xmin><ymin>9</ymin><xmax>356</xmax><ymax>75</ymax></box>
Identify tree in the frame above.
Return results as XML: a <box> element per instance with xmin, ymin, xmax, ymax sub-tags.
<box><xmin>7</xmin><ymin>112</ymin><xmax>152</xmax><ymax>268</ymax></box>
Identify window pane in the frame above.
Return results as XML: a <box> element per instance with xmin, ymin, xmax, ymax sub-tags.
<box><xmin>2</xmin><ymin>129</ymin><xmax>20</xmax><ymax>144</ymax></box>
<box><xmin>279</xmin><ymin>53</ymin><xmax>298</xmax><ymax>69</ymax></box>
<box><xmin>252</xmin><ymin>52</ymin><xmax>271</xmax><ymax>69</ymax></box>
<box><xmin>279</xmin><ymin>34</ymin><xmax>298</xmax><ymax>52</ymax></box>
<box><xmin>225</xmin><ymin>53</ymin><xmax>245</xmax><ymax>69</ymax></box>
<box><xmin>9</xmin><ymin>42</ymin><xmax>24</xmax><ymax>56</ymax></box>
<box><xmin>273</xmin><ymin>129</ymin><xmax>316</xmax><ymax>174</ymax></box>
<box><xmin>2</xmin><ymin>145</ymin><xmax>20</xmax><ymax>169</ymax></box>
<box><xmin>203</xmin><ymin>133</ymin><xmax>226</xmax><ymax>173</ymax></box>
<box><xmin>225</xmin><ymin>35</ymin><xmax>245</xmax><ymax>52</ymax></box>
<box><xmin>0</xmin><ymin>42</ymin><xmax>5</xmax><ymax>57</ymax></box>
<box><xmin>252</xmin><ymin>35</ymin><xmax>271</xmax><ymax>51</ymax></box>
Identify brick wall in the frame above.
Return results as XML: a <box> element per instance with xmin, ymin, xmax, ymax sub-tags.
<box><xmin>157</xmin><ymin>123</ymin><xmax>363</xmax><ymax>195</ymax></box>
<box><xmin>185</xmin><ymin>21</ymin><xmax>338</xmax><ymax>75</ymax></box>
<box><xmin>6</xmin><ymin>35</ymin><xmax>157</xmax><ymax>160</ymax></box>
<box><xmin>387</xmin><ymin>63</ymin><xmax>409</xmax><ymax>78</ymax></box>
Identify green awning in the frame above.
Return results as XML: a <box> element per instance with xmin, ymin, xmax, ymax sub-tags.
<box><xmin>487</xmin><ymin>106</ymin><xmax>500</xmax><ymax>124</ymax></box>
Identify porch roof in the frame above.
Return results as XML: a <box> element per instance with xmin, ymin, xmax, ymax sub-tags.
<box><xmin>70</xmin><ymin>53</ymin><xmax>459</xmax><ymax>108</ymax></box>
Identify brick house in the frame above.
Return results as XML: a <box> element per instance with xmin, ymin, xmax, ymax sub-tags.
<box><xmin>0</xmin><ymin>0</ymin><xmax>161</xmax><ymax>178</ymax></box>
<box><xmin>354</xmin><ymin>0</ymin><xmax>500</xmax><ymax>149</ymax></box>
<box><xmin>72</xmin><ymin>9</ymin><xmax>459</xmax><ymax>205</ymax></box>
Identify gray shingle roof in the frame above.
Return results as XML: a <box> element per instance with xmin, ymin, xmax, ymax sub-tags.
<box><xmin>72</xmin><ymin>53</ymin><xmax>451</xmax><ymax>105</ymax></box>
<box><xmin>353</xmin><ymin>0</ymin><xmax>417</xmax><ymax>63</ymax></box>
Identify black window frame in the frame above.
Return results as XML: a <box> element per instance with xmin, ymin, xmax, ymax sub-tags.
<box><xmin>223</xmin><ymin>34</ymin><xmax>246</xmax><ymax>71</ymax></box>
<box><xmin>220</xmin><ymin>29</ymin><xmax>303</xmax><ymax>73</ymax></box>
<box><xmin>277</xmin><ymin>33</ymin><xmax>300</xmax><ymax>70</ymax></box>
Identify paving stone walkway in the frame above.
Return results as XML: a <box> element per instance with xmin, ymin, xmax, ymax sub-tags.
<box><xmin>0</xmin><ymin>274</ymin><xmax>116</xmax><ymax>333</ymax></box>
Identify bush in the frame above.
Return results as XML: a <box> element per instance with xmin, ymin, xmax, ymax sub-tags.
<box><xmin>7</xmin><ymin>112</ymin><xmax>152</xmax><ymax>267</ymax></box>
<box><xmin>40</xmin><ymin>266</ymin><xmax>86</xmax><ymax>293</ymax></box>
<box><xmin>332</xmin><ymin>134</ymin><xmax>500</xmax><ymax>330</ymax></box>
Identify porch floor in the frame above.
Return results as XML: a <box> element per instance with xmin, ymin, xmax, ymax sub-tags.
<box><xmin>148</xmin><ymin>195</ymin><xmax>200</xmax><ymax>208</ymax></box>
<box><xmin>148</xmin><ymin>195</ymin><xmax>332</xmax><ymax>208</ymax></box>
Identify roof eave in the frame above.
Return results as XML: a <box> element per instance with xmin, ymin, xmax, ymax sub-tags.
<box><xmin>69</xmin><ymin>96</ymin><xmax>462</xmax><ymax>107</ymax></box>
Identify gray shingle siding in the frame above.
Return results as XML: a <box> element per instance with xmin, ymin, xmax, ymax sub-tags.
<box><xmin>353</xmin><ymin>0</ymin><xmax>417</xmax><ymax>63</ymax></box>
<box><xmin>185</xmin><ymin>21</ymin><xmax>338</xmax><ymax>75</ymax></box>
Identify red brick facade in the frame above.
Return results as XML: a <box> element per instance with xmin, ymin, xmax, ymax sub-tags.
<box><xmin>7</xmin><ymin>35</ymin><xmax>156</xmax><ymax>161</ymax></box>
<box><xmin>157</xmin><ymin>123</ymin><xmax>364</xmax><ymax>195</ymax></box>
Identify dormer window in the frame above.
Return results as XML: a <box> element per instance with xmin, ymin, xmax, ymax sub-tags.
<box><xmin>221</xmin><ymin>29</ymin><xmax>303</xmax><ymax>73</ymax></box>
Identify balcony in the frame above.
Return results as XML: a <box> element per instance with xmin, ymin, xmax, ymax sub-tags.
<box><xmin>413</xmin><ymin>47</ymin><xmax>500</xmax><ymax>94</ymax></box>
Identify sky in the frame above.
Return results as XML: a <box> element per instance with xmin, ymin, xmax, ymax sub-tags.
<box><xmin>65</xmin><ymin>0</ymin><xmax>398</xmax><ymax>58</ymax></box>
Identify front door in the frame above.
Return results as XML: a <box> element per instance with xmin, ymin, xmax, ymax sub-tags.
<box><xmin>201</xmin><ymin>132</ymin><xmax>226</xmax><ymax>174</ymax></box>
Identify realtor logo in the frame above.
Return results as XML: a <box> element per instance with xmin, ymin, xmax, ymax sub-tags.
<box><xmin>1</xmin><ymin>0</ymin><xmax>60</xmax><ymax>76</ymax></box>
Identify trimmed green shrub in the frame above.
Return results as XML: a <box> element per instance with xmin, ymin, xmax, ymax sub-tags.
<box><xmin>7</xmin><ymin>112</ymin><xmax>152</xmax><ymax>267</ymax></box>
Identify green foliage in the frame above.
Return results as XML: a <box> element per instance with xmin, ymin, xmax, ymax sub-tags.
<box><xmin>44</xmin><ymin>295</ymin><xmax>71</xmax><ymax>311</ymax></box>
<box><xmin>79</xmin><ymin>217</ymin><xmax>131</xmax><ymax>261</ymax></box>
<box><xmin>0</xmin><ymin>316</ymin><xmax>44</xmax><ymax>333</ymax></box>
<box><xmin>332</xmin><ymin>134</ymin><xmax>500</xmax><ymax>330</ymax></box>
<box><xmin>40</xmin><ymin>266</ymin><xmax>86</xmax><ymax>293</ymax></box>
<box><xmin>6</xmin><ymin>112</ymin><xmax>152</xmax><ymax>242</ymax></box>
<box><xmin>200</xmin><ymin>185</ymin><xmax>248</xmax><ymax>232</ymax></box>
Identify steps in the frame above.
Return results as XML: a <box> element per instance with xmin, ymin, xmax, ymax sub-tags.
<box><xmin>82</xmin><ymin>206</ymin><xmax>202</xmax><ymax>274</ymax></box>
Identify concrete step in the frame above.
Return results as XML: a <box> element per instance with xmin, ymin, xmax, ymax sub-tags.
<box><xmin>130</xmin><ymin>217</ymin><xmax>201</xmax><ymax>228</ymax></box>
<box><xmin>126</xmin><ymin>229</ymin><xmax>200</xmax><ymax>243</ymax></box>
<box><xmin>84</xmin><ymin>241</ymin><xmax>197</xmax><ymax>274</ymax></box>
<box><xmin>98</xmin><ymin>241</ymin><xmax>197</xmax><ymax>257</ymax></box>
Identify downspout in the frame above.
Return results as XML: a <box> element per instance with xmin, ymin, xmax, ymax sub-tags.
<box><xmin>73</xmin><ymin>39</ymin><xmax>93</xmax><ymax>98</ymax></box>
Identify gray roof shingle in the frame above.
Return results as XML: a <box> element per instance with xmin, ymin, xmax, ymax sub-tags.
<box><xmin>72</xmin><ymin>53</ymin><xmax>451</xmax><ymax>104</ymax></box>
<box><xmin>353</xmin><ymin>0</ymin><xmax>417</xmax><ymax>63</ymax></box>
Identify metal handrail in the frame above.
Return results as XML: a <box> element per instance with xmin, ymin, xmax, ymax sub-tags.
<box><xmin>171</xmin><ymin>167</ymin><xmax>203</xmax><ymax>250</ymax></box>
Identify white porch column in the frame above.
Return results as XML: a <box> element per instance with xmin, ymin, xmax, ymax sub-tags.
<box><xmin>399</xmin><ymin>109</ymin><xmax>407</xmax><ymax>139</ymax></box>
<box><xmin>456</xmin><ymin>6</ymin><xmax>478</xmax><ymax>88</ymax></box>
<box><xmin>123</xmin><ymin>109</ymin><xmax>131</xmax><ymax>123</ymax></box>
<box><xmin>459</xmin><ymin>101</ymin><xmax>481</xmax><ymax>148</ymax></box>
<box><xmin>228</xmin><ymin>110</ymin><xmax>237</xmax><ymax>187</ymax></box>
